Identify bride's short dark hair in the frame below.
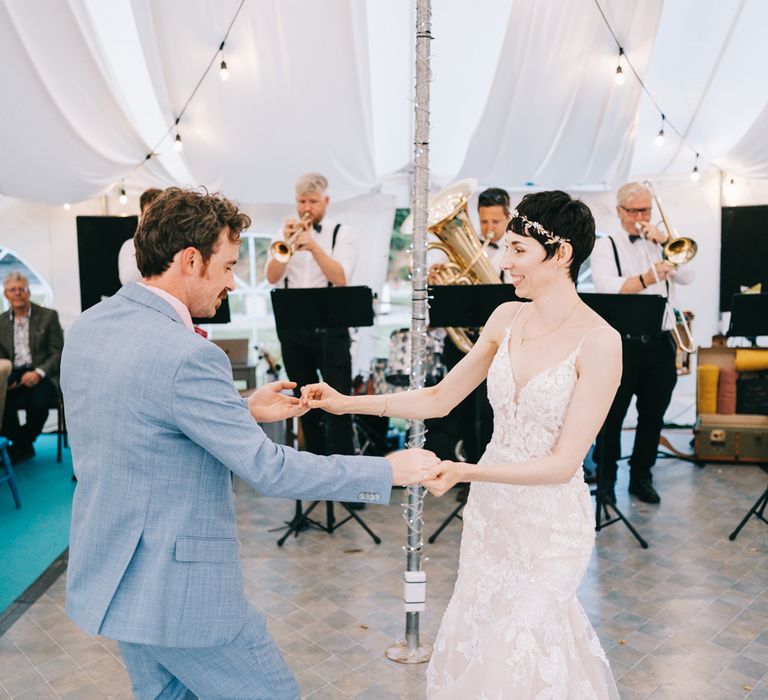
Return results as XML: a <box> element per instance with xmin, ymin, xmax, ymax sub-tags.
<box><xmin>507</xmin><ymin>190</ymin><xmax>595</xmax><ymax>283</ymax></box>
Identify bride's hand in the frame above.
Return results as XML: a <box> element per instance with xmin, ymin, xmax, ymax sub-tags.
<box><xmin>423</xmin><ymin>460</ymin><xmax>467</xmax><ymax>497</ymax></box>
<box><xmin>247</xmin><ymin>381</ymin><xmax>308</xmax><ymax>423</ymax></box>
<box><xmin>301</xmin><ymin>382</ymin><xmax>348</xmax><ymax>415</ymax></box>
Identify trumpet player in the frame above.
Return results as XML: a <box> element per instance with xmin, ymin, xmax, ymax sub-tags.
<box><xmin>266</xmin><ymin>173</ymin><xmax>357</xmax><ymax>458</ymax></box>
<box><xmin>590</xmin><ymin>181</ymin><xmax>694</xmax><ymax>505</ymax></box>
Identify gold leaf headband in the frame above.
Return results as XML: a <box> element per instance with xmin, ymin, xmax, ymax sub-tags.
<box><xmin>509</xmin><ymin>208</ymin><xmax>566</xmax><ymax>246</ymax></box>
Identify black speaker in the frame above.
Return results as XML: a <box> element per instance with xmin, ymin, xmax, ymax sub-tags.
<box><xmin>75</xmin><ymin>215</ymin><xmax>231</xmax><ymax>323</ymax></box>
<box><xmin>720</xmin><ymin>205</ymin><xmax>768</xmax><ymax>311</ymax></box>
<box><xmin>76</xmin><ymin>215</ymin><xmax>137</xmax><ymax>312</ymax></box>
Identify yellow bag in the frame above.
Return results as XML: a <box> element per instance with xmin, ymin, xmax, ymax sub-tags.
<box><xmin>735</xmin><ymin>349</ymin><xmax>768</xmax><ymax>372</ymax></box>
<box><xmin>697</xmin><ymin>364</ymin><xmax>719</xmax><ymax>414</ymax></box>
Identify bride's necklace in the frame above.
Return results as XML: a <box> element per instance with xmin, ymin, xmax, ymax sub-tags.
<box><xmin>519</xmin><ymin>299</ymin><xmax>580</xmax><ymax>344</ymax></box>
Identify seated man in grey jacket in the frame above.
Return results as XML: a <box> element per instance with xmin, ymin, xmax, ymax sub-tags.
<box><xmin>1</xmin><ymin>273</ymin><xmax>64</xmax><ymax>463</ymax></box>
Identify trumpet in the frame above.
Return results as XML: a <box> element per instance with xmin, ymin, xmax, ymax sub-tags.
<box><xmin>270</xmin><ymin>213</ymin><xmax>312</xmax><ymax>263</ymax></box>
<box><xmin>638</xmin><ymin>181</ymin><xmax>697</xmax><ymax>356</ymax></box>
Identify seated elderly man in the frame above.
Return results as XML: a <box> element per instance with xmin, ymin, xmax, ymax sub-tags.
<box><xmin>0</xmin><ymin>273</ymin><xmax>64</xmax><ymax>464</ymax></box>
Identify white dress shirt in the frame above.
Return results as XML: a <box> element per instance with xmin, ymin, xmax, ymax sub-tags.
<box><xmin>10</xmin><ymin>308</ymin><xmax>46</xmax><ymax>377</ymax></box>
<box><xmin>118</xmin><ymin>238</ymin><xmax>143</xmax><ymax>285</ymax></box>
<box><xmin>268</xmin><ymin>219</ymin><xmax>357</xmax><ymax>288</ymax></box>
<box><xmin>590</xmin><ymin>233</ymin><xmax>694</xmax><ymax>331</ymax></box>
<box><xmin>140</xmin><ymin>283</ymin><xmax>194</xmax><ymax>331</ymax></box>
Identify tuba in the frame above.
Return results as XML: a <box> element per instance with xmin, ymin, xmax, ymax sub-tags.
<box><xmin>403</xmin><ymin>180</ymin><xmax>502</xmax><ymax>353</ymax></box>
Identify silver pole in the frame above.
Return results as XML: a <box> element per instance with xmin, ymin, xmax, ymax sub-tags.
<box><xmin>386</xmin><ymin>0</ymin><xmax>432</xmax><ymax>666</ymax></box>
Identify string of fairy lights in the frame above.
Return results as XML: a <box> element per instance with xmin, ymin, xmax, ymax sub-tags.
<box><xmin>64</xmin><ymin>0</ymin><xmax>246</xmax><ymax>210</ymax></box>
<box><xmin>594</xmin><ymin>0</ymin><xmax>734</xmax><ymax>186</ymax></box>
<box><xmin>60</xmin><ymin>1</ymin><xmax>745</xmax><ymax>210</ymax></box>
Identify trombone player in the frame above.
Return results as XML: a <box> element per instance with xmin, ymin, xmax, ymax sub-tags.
<box><xmin>266</xmin><ymin>173</ymin><xmax>357</xmax><ymax>458</ymax></box>
<box><xmin>590</xmin><ymin>181</ymin><xmax>694</xmax><ymax>505</ymax></box>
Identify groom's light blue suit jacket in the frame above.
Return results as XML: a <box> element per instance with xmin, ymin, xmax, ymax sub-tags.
<box><xmin>61</xmin><ymin>283</ymin><xmax>392</xmax><ymax>647</ymax></box>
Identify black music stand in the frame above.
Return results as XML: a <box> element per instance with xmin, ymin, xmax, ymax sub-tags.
<box><xmin>727</xmin><ymin>293</ymin><xmax>768</xmax><ymax>345</ymax></box>
<box><xmin>580</xmin><ymin>293</ymin><xmax>667</xmax><ymax>549</ymax></box>
<box><xmin>727</xmin><ymin>294</ymin><xmax>768</xmax><ymax>540</ymax></box>
<box><xmin>427</xmin><ymin>285</ymin><xmax>521</xmax><ymax>543</ymax></box>
<box><xmin>270</xmin><ymin>286</ymin><xmax>382</xmax><ymax>547</ymax></box>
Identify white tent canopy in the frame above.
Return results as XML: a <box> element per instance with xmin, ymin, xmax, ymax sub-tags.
<box><xmin>2</xmin><ymin>0</ymin><xmax>768</xmax><ymax>205</ymax></box>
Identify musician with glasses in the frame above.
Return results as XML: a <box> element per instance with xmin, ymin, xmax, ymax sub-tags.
<box><xmin>589</xmin><ymin>181</ymin><xmax>694</xmax><ymax>504</ymax></box>
<box><xmin>266</xmin><ymin>173</ymin><xmax>357</xmax><ymax>458</ymax></box>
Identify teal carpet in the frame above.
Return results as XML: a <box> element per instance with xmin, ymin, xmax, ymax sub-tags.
<box><xmin>0</xmin><ymin>435</ymin><xmax>74</xmax><ymax>614</ymax></box>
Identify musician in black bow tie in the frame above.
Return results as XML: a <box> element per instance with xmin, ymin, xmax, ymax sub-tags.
<box><xmin>589</xmin><ymin>182</ymin><xmax>694</xmax><ymax>505</ymax></box>
<box><xmin>477</xmin><ymin>188</ymin><xmax>512</xmax><ymax>282</ymax></box>
<box><xmin>266</xmin><ymin>173</ymin><xmax>357</xmax><ymax>457</ymax></box>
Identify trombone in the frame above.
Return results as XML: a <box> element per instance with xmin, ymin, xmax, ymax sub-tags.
<box><xmin>270</xmin><ymin>212</ymin><xmax>312</xmax><ymax>263</ymax></box>
<box><xmin>639</xmin><ymin>180</ymin><xmax>697</xmax><ymax>355</ymax></box>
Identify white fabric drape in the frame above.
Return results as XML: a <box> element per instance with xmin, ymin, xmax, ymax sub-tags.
<box><xmin>3</xmin><ymin>0</ymin><xmax>768</xmax><ymax>203</ymax></box>
<box><xmin>129</xmin><ymin>0</ymin><xmax>378</xmax><ymax>203</ymax></box>
<box><xmin>0</xmin><ymin>0</ymin><xmax>175</xmax><ymax>203</ymax></box>
<box><xmin>458</xmin><ymin>0</ymin><xmax>663</xmax><ymax>188</ymax></box>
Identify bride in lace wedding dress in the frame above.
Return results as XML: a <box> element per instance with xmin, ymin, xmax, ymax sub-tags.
<box><xmin>304</xmin><ymin>191</ymin><xmax>622</xmax><ymax>699</ymax></box>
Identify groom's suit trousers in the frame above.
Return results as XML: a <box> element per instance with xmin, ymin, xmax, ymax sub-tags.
<box><xmin>119</xmin><ymin>607</ymin><xmax>298</xmax><ymax>700</ymax></box>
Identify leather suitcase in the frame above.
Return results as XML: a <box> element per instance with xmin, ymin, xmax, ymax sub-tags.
<box><xmin>694</xmin><ymin>414</ymin><xmax>768</xmax><ymax>464</ymax></box>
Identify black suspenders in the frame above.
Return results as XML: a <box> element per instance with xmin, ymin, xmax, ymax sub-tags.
<box><xmin>283</xmin><ymin>223</ymin><xmax>343</xmax><ymax>289</ymax></box>
<box><xmin>607</xmin><ymin>236</ymin><xmax>622</xmax><ymax>276</ymax></box>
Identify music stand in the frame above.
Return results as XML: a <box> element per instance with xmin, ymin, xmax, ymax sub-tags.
<box><xmin>727</xmin><ymin>294</ymin><xmax>768</xmax><ymax>539</ymax></box>
<box><xmin>270</xmin><ymin>286</ymin><xmax>381</xmax><ymax>547</ymax></box>
<box><xmin>727</xmin><ymin>293</ymin><xmax>768</xmax><ymax>345</ymax></box>
<box><xmin>580</xmin><ymin>293</ymin><xmax>667</xmax><ymax>549</ymax></box>
<box><xmin>427</xmin><ymin>285</ymin><xmax>522</xmax><ymax>543</ymax></box>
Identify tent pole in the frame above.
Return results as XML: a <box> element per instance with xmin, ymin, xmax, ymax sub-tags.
<box><xmin>386</xmin><ymin>0</ymin><xmax>433</xmax><ymax>666</ymax></box>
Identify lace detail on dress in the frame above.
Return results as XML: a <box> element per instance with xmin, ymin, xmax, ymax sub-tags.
<box><xmin>426</xmin><ymin>319</ymin><xmax>619</xmax><ymax>699</ymax></box>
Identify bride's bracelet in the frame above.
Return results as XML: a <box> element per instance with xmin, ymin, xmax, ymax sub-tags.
<box><xmin>378</xmin><ymin>394</ymin><xmax>390</xmax><ymax>417</ymax></box>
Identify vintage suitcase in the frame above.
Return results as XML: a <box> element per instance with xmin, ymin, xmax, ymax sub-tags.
<box><xmin>694</xmin><ymin>414</ymin><xmax>768</xmax><ymax>464</ymax></box>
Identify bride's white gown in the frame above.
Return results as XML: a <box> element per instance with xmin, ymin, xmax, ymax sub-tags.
<box><xmin>426</xmin><ymin>317</ymin><xmax>619</xmax><ymax>699</ymax></box>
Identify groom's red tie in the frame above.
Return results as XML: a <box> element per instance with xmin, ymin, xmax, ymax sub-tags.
<box><xmin>193</xmin><ymin>326</ymin><xmax>208</xmax><ymax>339</ymax></box>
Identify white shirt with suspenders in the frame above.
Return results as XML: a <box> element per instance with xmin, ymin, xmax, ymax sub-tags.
<box><xmin>590</xmin><ymin>233</ymin><xmax>694</xmax><ymax>333</ymax></box>
<box><xmin>268</xmin><ymin>219</ymin><xmax>357</xmax><ymax>288</ymax></box>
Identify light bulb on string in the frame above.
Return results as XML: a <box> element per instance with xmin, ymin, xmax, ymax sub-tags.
<box><xmin>654</xmin><ymin>114</ymin><xmax>665</xmax><ymax>147</ymax></box>
<box><xmin>63</xmin><ymin>203</ymin><xmax>71</xmax><ymax>210</ymax></box>
<box><xmin>218</xmin><ymin>41</ymin><xmax>228</xmax><ymax>81</ymax></box>
<box><xmin>614</xmin><ymin>48</ymin><xmax>625</xmax><ymax>86</ymax></box>
<box><xmin>690</xmin><ymin>153</ymin><xmax>701</xmax><ymax>183</ymax></box>
<box><xmin>119</xmin><ymin>188</ymin><xmax>128</xmax><ymax>205</ymax></box>
<box><xmin>174</xmin><ymin>132</ymin><xmax>183</xmax><ymax>152</ymax></box>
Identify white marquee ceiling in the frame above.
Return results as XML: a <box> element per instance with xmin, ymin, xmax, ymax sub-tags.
<box><xmin>1</xmin><ymin>0</ymin><xmax>767</xmax><ymax>206</ymax></box>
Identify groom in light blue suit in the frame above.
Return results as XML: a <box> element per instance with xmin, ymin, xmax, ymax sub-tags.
<box><xmin>61</xmin><ymin>188</ymin><xmax>439</xmax><ymax>699</ymax></box>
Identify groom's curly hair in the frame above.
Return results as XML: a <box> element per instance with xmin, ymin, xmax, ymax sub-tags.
<box><xmin>508</xmin><ymin>190</ymin><xmax>595</xmax><ymax>283</ymax></box>
<box><xmin>135</xmin><ymin>187</ymin><xmax>251</xmax><ymax>278</ymax></box>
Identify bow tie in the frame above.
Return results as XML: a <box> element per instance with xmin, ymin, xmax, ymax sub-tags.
<box><xmin>193</xmin><ymin>326</ymin><xmax>208</xmax><ymax>339</ymax></box>
<box><xmin>487</xmin><ymin>242</ymin><xmax>499</xmax><ymax>250</ymax></box>
<box><xmin>629</xmin><ymin>234</ymin><xmax>641</xmax><ymax>243</ymax></box>
<box><xmin>313</xmin><ymin>222</ymin><xmax>322</xmax><ymax>233</ymax></box>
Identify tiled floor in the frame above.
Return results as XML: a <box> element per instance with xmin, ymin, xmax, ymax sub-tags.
<box><xmin>1</xmin><ymin>445</ymin><xmax>767</xmax><ymax>699</ymax></box>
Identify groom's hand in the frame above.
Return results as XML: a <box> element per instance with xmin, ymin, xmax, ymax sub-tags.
<box><xmin>385</xmin><ymin>448</ymin><xmax>441</xmax><ymax>486</ymax></box>
<box><xmin>247</xmin><ymin>381</ymin><xmax>308</xmax><ymax>423</ymax></box>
